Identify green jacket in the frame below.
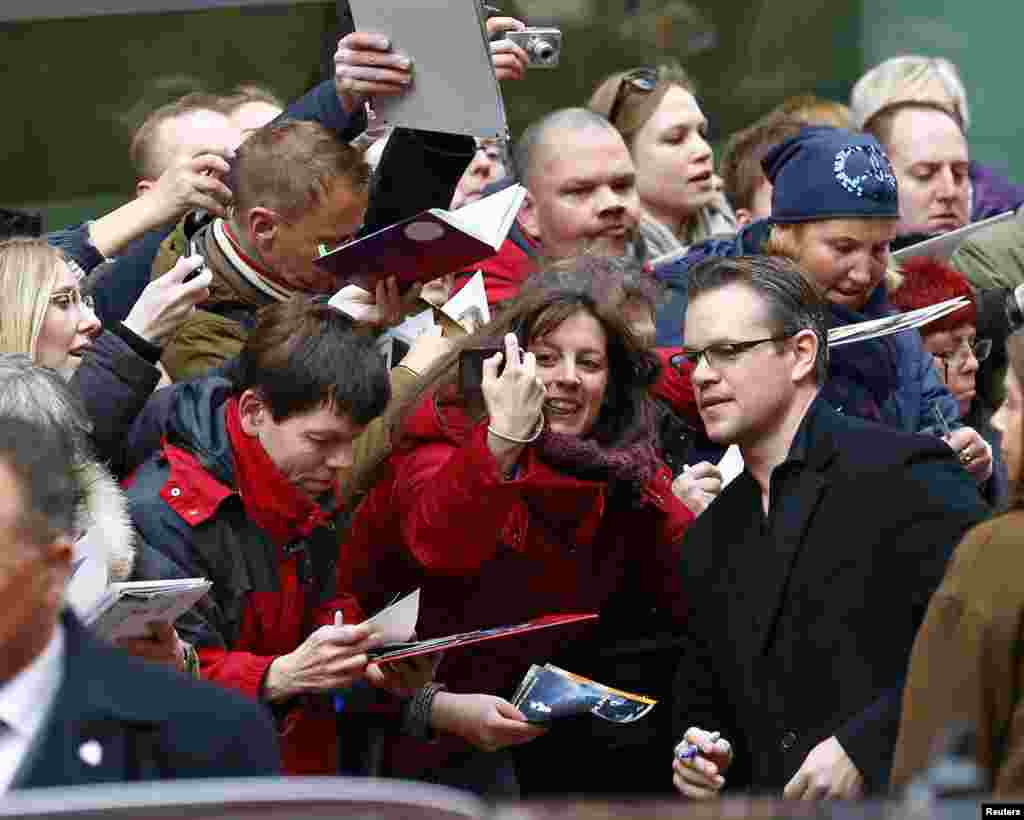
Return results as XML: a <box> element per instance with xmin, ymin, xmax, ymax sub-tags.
<box><xmin>151</xmin><ymin>218</ymin><xmax>274</xmax><ymax>382</ymax></box>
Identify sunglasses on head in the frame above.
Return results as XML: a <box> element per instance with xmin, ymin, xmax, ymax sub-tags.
<box><xmin>608</xmin><ymin>67</ymin><xmax>659</xmax><ymax>125</ymax></box>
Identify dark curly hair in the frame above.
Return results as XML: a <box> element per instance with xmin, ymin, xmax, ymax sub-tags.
<box><xmin>346</xmin><ymin>255</ymin><xmax>663</xmax><ymax>502</ymax></box>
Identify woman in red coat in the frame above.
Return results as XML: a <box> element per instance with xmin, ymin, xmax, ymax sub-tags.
<box><xmin>339</xmin><ymin>256</ymin><xmax>695</xmax><ymax>791</ymax></box>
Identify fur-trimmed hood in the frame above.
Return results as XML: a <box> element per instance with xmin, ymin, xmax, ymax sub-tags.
<box><xmin>76</xmin><ymin>460</ymin><xmax>136</xmax><ymax>582</ymax></box>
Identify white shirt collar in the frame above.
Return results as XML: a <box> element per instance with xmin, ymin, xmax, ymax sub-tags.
<box><xmin>0</xmin><ymin>625</ymin><xmax>65</xmax><ymax>740</ymax></box>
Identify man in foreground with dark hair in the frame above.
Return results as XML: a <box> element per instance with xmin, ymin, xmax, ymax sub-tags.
<box><xmin>125</xmin><ymin>298</ymin><xmax>395</xmax><ymax>775</ymax></box>
<box><xmin>670</xmin><ymin>256</ymin><xmax>988</xmax><ymax>800</ymax></box>
<box><xmin>0</xmin><ymin>409</ymin><xmax>279</xmax><ymax>791</ymax></box>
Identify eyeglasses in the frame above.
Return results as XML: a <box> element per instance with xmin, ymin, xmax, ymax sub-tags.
<box><xmin>49</xmin><ymin>287</ymin><xmax>95</xmax><ymax>312</ymax></box>
<box><xmin>932</xmin><ymin>336</ymin><xmax>992</xmax><ymax>382</ymax></box>
<box><xmin>607</xmin><ymin>67</ymin><xmax>658</xmax><ymax>126</ymax></box>
<box><xmin>673</xmin><ymin>334</ymin><xmax>796</xmax><ymax>371</ymax></box>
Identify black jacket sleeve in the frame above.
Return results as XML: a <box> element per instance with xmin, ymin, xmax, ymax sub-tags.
<box><xmin>277</xmin><ymin>79</ymin><xmax>367</xmax><ymax>142</ymax></box>
<box><xmin>69</xmin><ymin>330</ymin><xmax>160</xmax><ymax>479</ymax></box>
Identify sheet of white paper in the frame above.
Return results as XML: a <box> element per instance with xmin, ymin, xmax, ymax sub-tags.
<box><xmin>716</xmin><ymin>445</ymin><xmax>745</xmax><ymax>489</ymax></box>
<box><xmin>444</xmin><ymin>184</ymin><xmax>526</xmax><ymax>247</ymax></box>
<box><xmin>441</xmin><ymin>270</ymin><xmax>491</xmax><ymax>333</ymax></box>
<box><xmin>892</xmin><ymin>210</ymin><xmax>1018</xmax><ymax>263</ymax></box>
<box><xmin>379</xmin><ymin>308</ymin><xmax>437</xmax><ymax>348</ymax></box>
<box><xmin>329</xmin><ymin>284</ymin><xmax>376</xmax><ymax>322</ymax></box>
<box><xmin>828</xmin><ymin>297</ymin><xmax>970</xmax><ymax>348</ymax></box>
<box><xmin>362</xmin><ymin>589</ymin><xmax>420</xmax><ymax>644</ymax></box>
<box><xmin>66</xmin><ymin>529</ymin><xmax>110</xmax><ymax>617</ymax></box>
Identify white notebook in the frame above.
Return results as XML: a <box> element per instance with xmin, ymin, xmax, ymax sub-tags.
<box><xmin>348</xmin><ymin>0</ymin><xmax>508</xmax><ymax>139</ymax></box>
<box><xmin>85</xmin><ymin>578</ymin><xmax>212</xmax><ymax>641</ymax></box>
<box><xmin>892</xmin><ymin>210</ymin><xmax>1018</xmax><ymax>262</ymax></box>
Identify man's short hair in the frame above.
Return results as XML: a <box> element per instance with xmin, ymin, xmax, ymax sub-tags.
<box><xmin>0</xmin><ymin>354</ymin><xmax>93</xmax><ymax>449</ymax></box>
<box><xmin>129</xmin><ymin>92</ymin><xmax>230</xmax><ymax>180</ymax></box>
<box><xmin>687</xmin><ymin>255</ymin><xmax>829</xmax><ymax>384</ymax></box>
<box><xmin>720</xmin><ymin>114</ymin><xmax>804</xmax><ymax>213</ymax></box>
<box><xmin>511</xmin><ymin>108</ymin><xmax>616</xmax><ymax>189</ymax></box>
<box><xmin>0</xmin><ymin>412</ymin><xmax>83</xmax><ymax>544</ymax></box>
<box><xmin>0</xmin><ymin>354</ymin><xmax>102</xmax><ymax>544</ymax></box>
<box><xmin>862</xmin><ymin>102</ymin><xmax>963</xmax><ymax>151</ymax></box>
<box><xmin>235</xmin><ymin>299</ymin><xmax>390</xmax><ymax>424</ymax></box>
<box><xmin>850</xmin><ymin>56</ymin><xmax>969</xmax><ymax>132</ymax></box>
<box><xmin>772</xmin><ymin>94</ymin><xmax>852</xmax><ymax>129</ymax></box>
<box><xmin>230</xmin><ymin>120</ymin><xmax>371</xmax><ymax>222</ymax></box>
<box><xmin>222</xmin><ymin>84</ymin><xmax>286</xmax><ymax>115</ymax></box>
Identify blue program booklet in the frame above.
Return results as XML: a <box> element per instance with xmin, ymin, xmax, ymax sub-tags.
<box><xmin>511</xmin><ymin>663</ymin><xmax>657</xmax><ymax>724</ymax></box>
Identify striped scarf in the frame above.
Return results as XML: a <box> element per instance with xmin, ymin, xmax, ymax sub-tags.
<box><xmin>212</xmin><ymin>219</ymin><xmax>300</xmax><ymax>303</ymax></box>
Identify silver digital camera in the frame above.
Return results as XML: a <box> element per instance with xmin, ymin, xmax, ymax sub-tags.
<box><xmin>505</xmin><ymin>28</ymin><xmax>562</xmax><ymax>68</ymax></box>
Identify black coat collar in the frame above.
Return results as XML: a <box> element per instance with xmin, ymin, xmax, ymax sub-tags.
<box><xmin>12</xmin><ymin>612</ymin><xmax>167</xmax><ymax>789</ymax></box>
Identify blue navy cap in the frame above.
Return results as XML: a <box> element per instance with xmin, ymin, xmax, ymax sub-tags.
<box><xmin>762</xmin><ymin>126</ymin><xmax>899</xmax><ymax>224</ymax></box>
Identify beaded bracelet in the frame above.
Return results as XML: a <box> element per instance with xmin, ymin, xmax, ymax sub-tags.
<box><xmin>406</xmin><ymin>682</ymin><xmax>447</xmax><ymax>740</ymax></box>
<box><xmin>487</xmin><ymin>413</ymin><xmax>545</xmax><ymax>445</ymax></box>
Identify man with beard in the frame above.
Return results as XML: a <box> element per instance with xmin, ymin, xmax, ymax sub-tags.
<box><xmin>453</xmin><ymin>108</ymin><xmax>642</xmax><ymax>308</ymax></box>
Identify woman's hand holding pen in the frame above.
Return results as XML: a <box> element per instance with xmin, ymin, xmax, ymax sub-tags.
<box><xmin>672</xmin><ymin>727</ymin><xmax>734</xmax><ymax>799</ymax></box>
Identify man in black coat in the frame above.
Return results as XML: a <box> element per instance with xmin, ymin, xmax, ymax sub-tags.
<box><xmin>670</xmin><ymin>256</ymin><xmax>989</xmax><ymax>800</ymax></box>
<box><xmin>0</xmin><ymin>415</ymin><xmax>279</xmax><ymax>792</ymax></box>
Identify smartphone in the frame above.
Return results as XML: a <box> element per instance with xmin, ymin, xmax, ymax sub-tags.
<box><xmin>185</xmin><ymin>227</ymin><xmax>210</xmax><ymax>283</ymax></box>
<box><xmin>458</xmin><ymin>345</ymin><xmax>503</xmax><ymax>394</ymax></box>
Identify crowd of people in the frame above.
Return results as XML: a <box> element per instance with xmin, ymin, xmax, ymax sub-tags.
<box><xmin>3</xmin><ymin>13</ymin><xmax>1024</xmax><ymax>806</ymax></box>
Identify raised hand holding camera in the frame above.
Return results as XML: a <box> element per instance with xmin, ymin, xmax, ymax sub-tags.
<box><xmin>483</xmin><ymin>333</ymin><xmax>546</xmax><ymax>470</ymax></box>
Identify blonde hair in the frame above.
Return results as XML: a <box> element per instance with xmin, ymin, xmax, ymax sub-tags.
<box><xmin>850</xmin><ymin>56</ymin><xmax>969</xmax><ymax>133</ymax></box>
<box><xmin>0</xmin><ymin>238</ymin><xmax>64</xmax><ymax>360</ymax></box>
<box><xmin>588</xmin><ymin>63</ymin><xmax>697</xmax><ymax>147</ymax></box>
<box><xmin>764</xmin><ymin>223</ymin><xmax>806</xmax><ymax>261</ymax></box>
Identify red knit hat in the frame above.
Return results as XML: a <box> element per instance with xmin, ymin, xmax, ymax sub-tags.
<box><xmin>890</xmin><ymin>256</ymin><xmax>976</xmax><ymax>333</ymax></box>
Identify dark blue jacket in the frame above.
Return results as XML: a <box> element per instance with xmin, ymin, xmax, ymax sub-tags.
<box><xmin>653</xmin><ymin>219</ymin><xmax>961</xmax><ymax>434</ymax></box>
<box><xmin>11</xmin><ymin>611</ymin><xmax>279</xmax><ymax>789</ymax></box>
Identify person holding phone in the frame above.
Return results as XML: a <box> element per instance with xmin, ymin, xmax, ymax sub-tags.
<box><xmin>336</xmin><ymin>255</ymin><xmax>694</xmax><ymax>793</ymax></box>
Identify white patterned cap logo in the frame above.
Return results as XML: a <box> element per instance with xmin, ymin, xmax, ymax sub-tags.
<box><xmin>833</xmin><ymin>145</ymin><xmax>898</xmax><ymax>202</ymax></box>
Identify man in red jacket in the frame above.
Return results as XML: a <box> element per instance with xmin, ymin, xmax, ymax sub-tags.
<box><xmin>454</xmin><ymin>108</ymin><xmax>642</xmax><ymax>308</ymax></box>
<box><xmin>124</xmin><ymin>299</ymin><xmax>410</xmax><ymax>774</ymax></box>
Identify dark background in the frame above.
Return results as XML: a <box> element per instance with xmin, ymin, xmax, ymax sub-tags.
<box><xmin>7</xmin><ymin>0</ymin><xmax>1010</xmax><ymax>231</ymax></box>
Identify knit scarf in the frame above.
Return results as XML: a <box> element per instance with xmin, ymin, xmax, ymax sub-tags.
<box><xmin>213</xmin><ymin>219</ymin><xmax>300</xmax><ymax>303</ymax></box>
<box><xmin>224</xmin><ymin>397</ymin><xmax>330</xmax><ymax>549</ymax></box>
<box><xmin>534</xmin><ymin>406</ymin><xmax>662</xmax><ymax>506</ymax></box>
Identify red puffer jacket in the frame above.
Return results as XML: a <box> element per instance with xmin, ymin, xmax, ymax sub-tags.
<box><xmin>338</xmin><ymin>397</ymin><xmax>693</xmax><ymax>700</ymax></box>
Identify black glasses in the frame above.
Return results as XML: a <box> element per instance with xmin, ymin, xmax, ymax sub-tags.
<box><xmin>673</xmin><ymin>334</ymin><xmax>796</xmax><ymax>371</ymax></box>
<box><xmin>608</xmin><ymin>67</ymin><xmax>658</xmax><ymax>125</ymax></box>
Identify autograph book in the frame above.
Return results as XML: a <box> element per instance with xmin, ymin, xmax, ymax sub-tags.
<box><xmin>85</xmin><ymin>578</ymin><xmax>212</xmax><ymax>642</ymax></box>
<box><xmin>366</xmin><ymin>612</ymin><xmax>598</xmax><ymax>663</ymax></box>
<box><xmin>314</xmin><ymin>184</ymin><xmax>525</xmax><ymax>290</ymax></box>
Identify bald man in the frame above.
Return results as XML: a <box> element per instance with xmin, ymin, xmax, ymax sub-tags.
<box><xmin>453</xmin><ymin>108</ymin><xmax>641</xmax><ymax>307</ymax></box>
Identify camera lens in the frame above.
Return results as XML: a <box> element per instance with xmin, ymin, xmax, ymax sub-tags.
<box><xmin>534</xmin><ymin>39</ymin><xmax>555</xmax><ymax>61</ymax></box>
